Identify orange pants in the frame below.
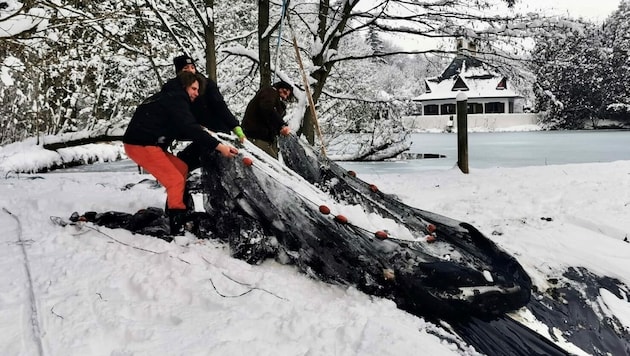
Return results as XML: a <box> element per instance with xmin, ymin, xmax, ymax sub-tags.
<box><xmin>124</xmin><ymin>144</ymin><xmax>189</xmax><ymax>209</ymax></box>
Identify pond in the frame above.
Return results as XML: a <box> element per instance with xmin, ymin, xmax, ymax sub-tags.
<box><xmin>338</xmin><ymin>130</ymin><xmax>630</xmax><ymax>175</ymax></box>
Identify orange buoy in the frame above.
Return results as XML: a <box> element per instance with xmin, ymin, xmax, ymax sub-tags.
<box><xmin>369</xmin><ymin>184</ymin><xmax>378</xmax><ymax>193</ymax></box>
<box><xmin>375</xmin><ymin>230</ymin><xmax>389</xmax><ymax>240</ymax></box>
<box><xmin>426</xmin><ymin>224</ymin><xmax>437</xmax><ymax>233</ymax></box>
<box><xmin>334</xmin><ymin>215</ymin><xmax>348</xmax><ymax>224</ymax></box>
<box><xmin>242</xmin><ymin>157</ymin><xmax>253</xmax><ymax>166</ymax></box>
<box><xmin>348</xmin><ymin>170</ymin><xmax>357</xmax><ymax>177</ymax></box>
<box><xmin>319</xmin><ymin>205</ymin><xmax>331</xmax><ymax>215</ymax></box>
<box><xmin>426</xmin><ymin>235</ymin><xmax>437</xmax><ymax>243</ymax></box>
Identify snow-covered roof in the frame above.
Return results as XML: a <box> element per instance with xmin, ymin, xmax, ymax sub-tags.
<box><xmin>414</xmin><ymin>55</ymin><xmax>522</xmax><ymax>102</ymax></box>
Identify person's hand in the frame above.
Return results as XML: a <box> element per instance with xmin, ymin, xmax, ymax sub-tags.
<box><xmin>216</xmin><ymin>143</ymin><xmax>238</xmax><ymax>158</ymax></box>
<box><xmin>280</xmin><ymin>126</ymin><xmax>291</xmax><ymax>136</ymax></box>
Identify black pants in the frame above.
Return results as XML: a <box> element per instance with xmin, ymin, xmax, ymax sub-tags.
<box><xmin>177</xmin><ymin>142</ymin><xmax>204</xmax><ymax>171</ymax></box>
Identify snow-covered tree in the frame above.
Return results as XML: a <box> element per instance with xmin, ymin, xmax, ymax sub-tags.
<box><xmin>366</xmin><ymin>25</ymin><xmax>386</xmax><ymax>63</ymax></box>
<box><xmin>0</xmin><ymin>0</ymin><xmax>179</xmax><ymax>143</ymax></box>
<box><xmin>531</xmin><ymin>1</ymin><xmax>630</xmax><ymax>129</ymax></box>
<box><xmin>599</xmin><ymin>0</ymin><xmax>630</xmax><ymax>125</ymax></box>
<box><xmin>531</xmin><ymin>21</ymin><xmax>608</xmax><ymax>128</ymax></box>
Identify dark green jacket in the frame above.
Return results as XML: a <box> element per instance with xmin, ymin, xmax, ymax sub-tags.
<box><xmin>241</xmin><ymin>87</ymin><xmax>287</xmax><ymax>142</ymax></box>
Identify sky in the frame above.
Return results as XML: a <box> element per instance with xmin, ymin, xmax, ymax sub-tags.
<box><xmin>513</xmin><ymin>0</ymin><xmax>621</xmax><ymax>22</ymax></box>
<box><xmin>367</xmin><ymin>0</ymin><xmax>623</xmax><ymax>52</ymax></box>
<box><xmin>1</xmin><ymin>136</ymin><xmax>629</xmax><ymax>355</ymax></box>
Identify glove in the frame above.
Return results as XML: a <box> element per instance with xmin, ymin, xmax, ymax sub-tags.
<box><xmin>233</xmin><ymin>126</ymin><xmax>246</xmax><ymax>143</ymax></box>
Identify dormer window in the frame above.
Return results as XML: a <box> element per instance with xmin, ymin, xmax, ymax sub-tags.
<box><xmin>425</xmin><ymin>81</ymin><xmax>432</xmax><ymax>94</ymax></box>
<box><xmin>496</xmin><ymin>77</ymin><xmax>507</xmax><ymax>90</ymax></box>
<box><xmin>452</xmin><ymin>76</ymin><xmax>469</xmax><ymax>91</ymax></box>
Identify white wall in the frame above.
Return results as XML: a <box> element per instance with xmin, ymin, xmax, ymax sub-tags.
<box><xmin>402</xmin><ymin>113</ymin><xmax>541</xmax><ymax>131</ymax></box>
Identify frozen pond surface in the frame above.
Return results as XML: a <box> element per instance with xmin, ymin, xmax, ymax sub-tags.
<box><xmin>339</xmin><ymin>130</ymin><xmax>630</xmax><ymax>174</ymax></box>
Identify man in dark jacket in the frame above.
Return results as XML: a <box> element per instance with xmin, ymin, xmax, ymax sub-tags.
<box><xmin>123</xmin><ymin>71</ymin><xmax>238</xmax><ymax>235</ymax></box>
<box><xmin>241</xmin><ymin>81</ymin><xmax>293</xmax><ymax>159</ymax></box>
<box><xmin>171</xmin><ymin>54</ymin><xmax>245</xmax><ymax>171</ymax></box>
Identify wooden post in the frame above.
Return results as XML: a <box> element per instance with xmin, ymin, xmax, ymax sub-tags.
<box><xmin>456</xmin><ymin>92</ymin><xmax>469</xmax><ymax>174</ymax></box>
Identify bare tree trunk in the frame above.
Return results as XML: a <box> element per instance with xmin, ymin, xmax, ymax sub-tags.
<box><xmin>299</xmin><ymin>106</ymin><xmax>316</xmax><ymax>144</ymax></box>
<box><xmin>310</xmin><ymin>1</ymin><xmax>353</xmax><ymax>102</ymax></box>
<box><xmin>297</xmin><ymin>0</ymin><xmax>355</xmax><ymax>145</ymax></box>
<box><xmin>204</xmin><ymin>0</ymin><xmax>217</xmax><ymax>82</ymax></box>
<box><xmin>258</xmin><ymin>0</ymin><xmax>272</xmax><ymax>88</ymax></box>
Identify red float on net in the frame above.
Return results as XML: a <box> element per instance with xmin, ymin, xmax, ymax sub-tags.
<box><xmin>242</xmin><ymin>157</ymin><xmax>254</xmax><ymax>166</ymax></box>
<box><xmin>427</xmin><ymin>224</ymin><xmax>437</xmax><ymax>233</ymax></box>
<box><xmin>375</xmin><ymin>230</ymin><xmax>389</xmax><ymax>240</ymax></box>
<box><xmin>369</xmin><ymin>184</ymin><xmax>379</xmax><ymax>193</ymax></box>
<box><xmin>426</xmin><ymin>235</ymin><xmax>437</xmax><ymax>243</ymax></box>
<box><xmin>319</xmin><ymin>205</ymin><xmax>331</xmax><ymax>215</ymax></box>
<box><xmin>334</xmin><ymin>215</ymin><xmax>348</xmax><ymax>224</ymax></box>
<box><xmin>348</xmin><ymin>170</ymin><xmax>357</xmax><ymax>177</ymax></box>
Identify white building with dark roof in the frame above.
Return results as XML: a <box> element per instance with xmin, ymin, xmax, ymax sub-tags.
<box><xmin>404</xmin><ymin>39</ymin><xmax>539</xmax><ymax>131</ymax></box>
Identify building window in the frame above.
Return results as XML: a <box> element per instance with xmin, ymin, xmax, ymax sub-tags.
<box><xmin>440</xmin><ymin>103</ymin><xmax>456</xmax><ymax>115</ymax></box>
<box><xmin>496</xmin><ymin>78</ymin><xmax>507</xmax><ymax>90</ymax></box>
<box><xmin>485</xmin><ymin>102</ymin><xmax>505</xmax><ymax>113</ymax></box>
<box><xmin>452</xmin><ymin>76</ymin><xmax>469</xmax><ymax>91</ymax></box>
<box><xmin>467</xmin><ymin>103</ymin><xmax>484</xmax><ymax>114</ymax></box>
<box><xmin>424</xmin><ymin>104</ymin><xmax>439</xmax><ymax>115</ymax></box>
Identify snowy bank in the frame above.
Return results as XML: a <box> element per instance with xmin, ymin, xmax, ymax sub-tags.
<box><xmin>0</xmin><ymin>152</ymin><xmax>628</xmax><ymax>354</ymax></box>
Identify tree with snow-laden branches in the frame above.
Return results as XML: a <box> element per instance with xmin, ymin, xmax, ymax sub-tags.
<box><xmin>530</xmin><ymin>1</ymin><xmax>630</xmax><ymax>129</ymax></box>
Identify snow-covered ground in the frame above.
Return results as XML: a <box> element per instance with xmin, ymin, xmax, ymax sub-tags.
<box><xmin>0</xmin><ymin>142</ymin><xmax>629</xmax><ymax>355</ymax></box>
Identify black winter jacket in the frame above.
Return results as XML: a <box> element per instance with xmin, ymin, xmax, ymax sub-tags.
<box><xmin>191</xmin><ymin>76</ymin><xmax>239</xmax><ymax>134</ymax></box>
<box><xmin>241</xmin><ymin>87</ymin><xmax>287</xmax><ymax>142</ymax></box>
<box><xmin>123</xmin><ymin>78</ymin><xmax>219</xmax><ymax>150</ymax></box>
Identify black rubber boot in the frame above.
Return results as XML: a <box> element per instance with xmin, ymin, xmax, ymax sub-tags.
<box><xmin>164</xmin><ymin>190</ymin><xmax>194</xmax><ymax>217</ymax></box>
<box><xmin>168</xmin><ymin>209</ymin><xmax>187</xmax><ymax>236</ymax></box>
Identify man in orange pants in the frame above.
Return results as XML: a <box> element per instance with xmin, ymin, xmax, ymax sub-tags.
<box><xmin>171</xmin><ymin>54</ymin><xmax>247</xmax><ymax>172</ymax></box>
<box><xmin>123</xmin><ymin>71</ymin><xmax>238</xmax><ymax>235</ymax></box>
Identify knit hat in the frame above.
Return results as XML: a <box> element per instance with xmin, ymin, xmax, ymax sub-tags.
<box><xmin>272</xmin><ymin>81</ymin><xmax>293</xmax><ymax>93</ymax></box>
<box><xmin>272</xmin><ymin>81</ymin><xmax>294</xmax><ymax>100</ymax></box>
<box><xmin>173</xmin><ymin>55</ymin><xmax>195</xmax><ymax>73</ymax></box>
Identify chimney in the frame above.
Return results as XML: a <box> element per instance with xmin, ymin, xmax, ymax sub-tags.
<box><xmin>456</xmin><ymin>37</ymin><xmax>477</xmax><ymax>56</ymax></box>
<box><xmin>456</xmin><ymin>37</ymin><xmax>465</xmax><ymax>55</ymax></box>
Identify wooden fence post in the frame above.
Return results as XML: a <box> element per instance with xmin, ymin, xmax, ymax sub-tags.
<box><xmin>456</xmin><ymin>92</ymin><xmax>469</xmax><ymax>174</ymax></box>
